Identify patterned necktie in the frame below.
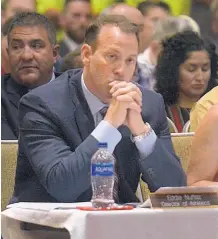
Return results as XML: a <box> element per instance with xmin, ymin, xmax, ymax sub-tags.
<box><xmin>99</xmin><ymin>106</ymin><xmax>108</xmax><ymax>119</ymax></box>
<box><xmin>99</xmin><ymin>106</ymin><xmax>119</xmax><ymax>202</ymax></box>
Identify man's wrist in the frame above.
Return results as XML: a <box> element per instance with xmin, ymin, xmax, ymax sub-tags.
<box><xmin>131</xmin><ymin>123</ymin><xmax>152</xmax><ymax>143</ymax></box>
<box><xmin>131</xmin><ymin>122</ymin><xmax>150</xmax><ymax>136</ymax></box>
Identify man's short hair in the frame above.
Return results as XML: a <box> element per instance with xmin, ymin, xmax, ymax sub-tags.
<box><xmin>156</xmin><ymin>2</ymin><xmax>171</xmax><ymax>14</ymax></box>
<box><xmin>137</xmin><ymin>1</ymin><xmax>170</xmax><ymax>16</ymax></box>
<box><xmin>152</xmin><ymin>16</ymin><xmax>200</xmax><ymax>42</ymax></box>
<box><xmin>64</xmin><ymin>0</ymin><xmax>90</xmax><ymax>10</ymax></box>
<box><xmin>2</xmin><ymin>17</ymin><xmax>14</xmax><ymax>36</ymax></box>
<box><xmin>84</xmin><ymin>14</ymin><xmax>140</xmax><ymax>49</ymax></box>
<box><xmin>7</xmin><ymin>12</ymin><xmax>57</xmax><ymax>45</ymax></box>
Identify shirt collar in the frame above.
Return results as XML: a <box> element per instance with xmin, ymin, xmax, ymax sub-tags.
<box><xmin>137</xmin><ymin>48</ymin><xmax>154</xmax><ymax>66</ymax></box>
<box><xmin>50</xmin><ymin>72</ymin><xmax>55</xmax><ymax>83</ymax></box>
<box><xmin>81</xmin><ymin>74</ymin><xmax>106</xmax><ymax>116</ymax></box>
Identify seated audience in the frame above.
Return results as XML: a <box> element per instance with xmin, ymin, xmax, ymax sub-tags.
<box><xmin>12</xmin><ymin>15</ymin><xmax>186</xmax><ymax>204</ymax></box>
<box><xmin>1</xmin><ymin>12</ymin><xmax>60</xmax><ymax>140</ymax></box>
<box><xmin>187</xmin><ymin>104</ymin><xmax>218</xmax><ymax>186</ymax></box>
<box><xmin>137</xmin><ymin>15</ymin><xmax>200</xmax><ymax>89</ymax></box>
<box><xmin>60</xmin><ymin>47</ymin><xmax>83</xmax><ymax>72</ymax></box>
<box><xmin>155</xmin><ymin>31</ymin><xmax>217</xmax><ymax>132</ymax></box>
<box><xmin>190</xmin><ymin>86</ymin><xmax>218</xmax><ymax>131</ymax></box>
<box><xmin>59</xmin><ymin>0</ymin><xmax>92</xmax><ymax>57</ymax></box>
<box><xmin>137</xmin><ymin>1</ymin><xmax>169</xmax><ymax>52</ymax></box>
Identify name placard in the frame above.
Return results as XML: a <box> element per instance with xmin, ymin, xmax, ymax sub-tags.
<box><xmin>149</xmin><ymin>187</ymin><xmax>218</xmax><ymax>209</ymax></box>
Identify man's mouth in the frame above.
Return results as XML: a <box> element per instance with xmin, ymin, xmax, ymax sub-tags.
<box><xmin>19</xmin><ymin>66</ymin><xmax>38</xmax><ymax>70</ymax></box>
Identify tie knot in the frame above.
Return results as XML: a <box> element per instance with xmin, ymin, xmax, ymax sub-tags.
<box><xmin>99</xmin><ymin>106</ymin><xmax>108</xmax><ymax>118</ymax></box>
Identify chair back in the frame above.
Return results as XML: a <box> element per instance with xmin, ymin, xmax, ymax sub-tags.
<box><xmin>182</xmin><ymin>120</ymin><xmax>191</xmax><ymax>133</ymax></box>
<box><xmin>139</xmin><ymin>133</ymin><xmax>194</xmax><ymax>201</ymax></box>
<box><xmin>167</xmin><ymin>117</ymin><xmax>178</xmax><ymax>133</ymax></box>
<box><xmin>1</xmin><ymin>140</ymin><xmax>18</xmax><ymax>210</ymax></box>
<box><xmin>171</xmin><ymin>132</ymin><xmax>194</xmax><ymax>172</ymax></box>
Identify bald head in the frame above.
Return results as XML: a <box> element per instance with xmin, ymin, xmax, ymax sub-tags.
<box><xmin>109</xmin><ymin>4</ymin><xmax>145</xmax><ymax>53</ymax></box>
<box><xmin>110</xmin><ymin>4</ymin><xmax>143</xmax><ymax>25</ymax></box>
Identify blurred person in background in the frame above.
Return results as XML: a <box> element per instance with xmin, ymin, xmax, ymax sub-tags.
<box><xmin>160</xmin><ymin>0</ymin><xmax>191</xmax><ymax>16</ymax></box>
<box><xmin>91</xmin><ymin>0</ymin><xmax>146</xmax><ymax>16</ymax></box>
<box><xmin>137</xmin><ymin>1</ymin><xmax>170</xmax><ymax>52</ymax></box>
<box><xmin>59</xmin><ymin>0</ymin><xmax>92</xmax><ymax>57</ymax></box>
<box><xmin>190</xmin><ymin>86</ymin><xmax>218</xmax><ymax>131</ymax></box>
<box><xmin>60</xmin><ymin>47</ymin><xmax>83</xmax><ymax>71</ymax></box>
<box><xmin>187</xmin><ymin>104</ymin><xmax>218</xmax><ymax>187</ymax></box>
<box><xmin>207</xmin><ymin>2</ymin><xmax>218</xmax><ymax>54</ymax></box>
<box><xmin>1</xmin><ymin>12</ymin><xmax>60</xmax><ymax>140</ymax></box>
<box><xmin>155</xmin><ymin>31</ymin><xmax>217</xmax><ymax>132</ymax></box>
<box><xmin>137</xmin><ymin>15</ymin><xmax>200</xmax><ymax>89</ymax></box>
<box><xmin>2</xmin><ymin>0</ymin><xmax>36</xmax><ymax>23</ymax></box>
<box><xmin>36</xmin><ymin>0</ymin><xmax>65</xmax><ymax>43</ymax></box>
<box><xmin>191</xmin><ymin>0</ymin><xmax>213</xmax><ymax>37</ymax></box>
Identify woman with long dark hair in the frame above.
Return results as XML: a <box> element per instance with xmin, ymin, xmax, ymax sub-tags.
<box><xmin>155</xmin><ymin>31</ymin><xmax>217</xmax><ymax>132</ymax></box>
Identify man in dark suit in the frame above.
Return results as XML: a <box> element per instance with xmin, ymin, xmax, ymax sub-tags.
<box><xmin>1</xmin><ymin>12</ymin><xmax>61</xmax><ymax>140</ymax></box>
<box><xmin>13</xmin><ymin>14</ymin><xmax>186</xmax><ymax>204</ymax></box>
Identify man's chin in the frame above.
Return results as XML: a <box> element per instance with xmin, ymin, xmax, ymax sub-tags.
<box><xmin>19</xmin><ymin>77</ymin><xmax>39</xmax><ymax>88</ymax></box>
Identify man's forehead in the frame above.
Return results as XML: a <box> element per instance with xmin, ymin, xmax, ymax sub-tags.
<box><xmin>97</xmin><ymin>25</ymin><xmax>138</xmax><ymax>49</ymax></box>
<box><xmin>9</xmin><ymin>26</ymin><xmax>49</xmax><ymax>41</ymax></box>
<box><xmin>10</xmin><ymin>25</ymin><xmax>46</xmax><ymax>35</ymax></box>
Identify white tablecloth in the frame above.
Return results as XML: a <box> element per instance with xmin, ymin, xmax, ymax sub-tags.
<box><xmin>2</xmin><ymin>203</ymin><xmax>218</xmax><ymax>239</ymax></box>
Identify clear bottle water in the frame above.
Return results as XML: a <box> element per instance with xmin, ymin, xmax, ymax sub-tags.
<box><xmin>91</xmin><ymin>142</ymin><xmax>115</xmax><ymax>208</ymax></box>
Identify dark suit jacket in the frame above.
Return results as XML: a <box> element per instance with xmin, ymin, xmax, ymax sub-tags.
<box><xmin>1</xmin><ymin>74</ymin><xmax>28</xmax><ymax>140</ymax></box>
<box><xmin>12</xmin><ymin>69</ymin><xmax>186</xmax><ymax>204</ymax></box>
<box><xmin>1</xmin><ymin>73</ymin><xmax>62</xmax><ymax>140</ymax></box>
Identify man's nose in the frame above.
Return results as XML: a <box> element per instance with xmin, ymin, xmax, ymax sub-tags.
<box><xmin>20</xmin><ymin>46</ymin><xmax>34</xmax><ymax>61</ymax></box>
<box><xmin>113</xmin><ymin>62</ymin><xmax>125</xmax><ymax>78</ymax></box>
<box><xmin>80</xmin><ymin>15</ymin><xmax>89</xmax><ymax>25</ymax></box>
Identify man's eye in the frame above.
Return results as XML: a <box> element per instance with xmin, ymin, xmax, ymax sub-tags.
<box><xmin>33</xmin><ymin>43</ymin><xmax>42</xmax><ymax>49</ymax></box>
<box><xmin>127</xmin><ymin>58</ymin><xmax>135</xmax><ymax>64</ymax></box>
<box><xmin>12</xmin><ymin>45</ymin><xmax>19</xmax><ymax>50</ymax></box>
<box><xmin>107</xmin><ymin>54</ymin><xmax>117</xmax><ymax>61</ymax></box>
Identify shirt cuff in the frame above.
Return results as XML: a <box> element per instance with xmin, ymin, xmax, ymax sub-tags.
<box><xmin>91</xmin><ymin>120</ymin><xmax>122</xmax><ymax>154</ymax></box>
<box><xmin>135</xmin><ymin>130</ymin><xmax>157</xmax><ymax>159</ymax></box>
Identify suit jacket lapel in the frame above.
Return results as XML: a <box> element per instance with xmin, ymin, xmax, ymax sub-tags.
<box><xmin>70</xmin><ymin>71</ymin><xmax>95</xmax><ymax>141</ymax></box>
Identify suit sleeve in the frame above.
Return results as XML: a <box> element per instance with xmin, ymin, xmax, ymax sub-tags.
<box><xmin>19</xmin><ymin>93</ymin><xmax>99</xmax><ymax>202</ymax></box>
<box><xmin>140</xmin><ymin>94</ymin><xmax>187</xmax><ymax>191</ymax></box>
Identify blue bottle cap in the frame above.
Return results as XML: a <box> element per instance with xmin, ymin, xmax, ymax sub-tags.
<box><xmin>98</xmin><ymin>142</ymin><xmax>108</xmax><ymax>148</ymax></box>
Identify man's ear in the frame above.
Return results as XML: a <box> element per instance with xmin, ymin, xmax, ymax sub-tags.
<box><xmin>81</xmin><ymin>44</ymin><xmax>93</xmax><ymax>66</ymax></box>
<box><xmin>53</xmin><ymin>44</ymin><xmax>60</xmax><ymax>59</ymax></box>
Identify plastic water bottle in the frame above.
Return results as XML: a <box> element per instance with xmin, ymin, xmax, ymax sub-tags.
<box><xmin>91</xmin><ymin>142</ymin><xmax>115</xmax><ymax>208</ymax></box>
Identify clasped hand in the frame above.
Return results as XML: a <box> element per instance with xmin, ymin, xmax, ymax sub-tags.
<box><xmin>104</xmin><ymin>81</ymin><xmax>147</xmax><ymax>136</ymax></box>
